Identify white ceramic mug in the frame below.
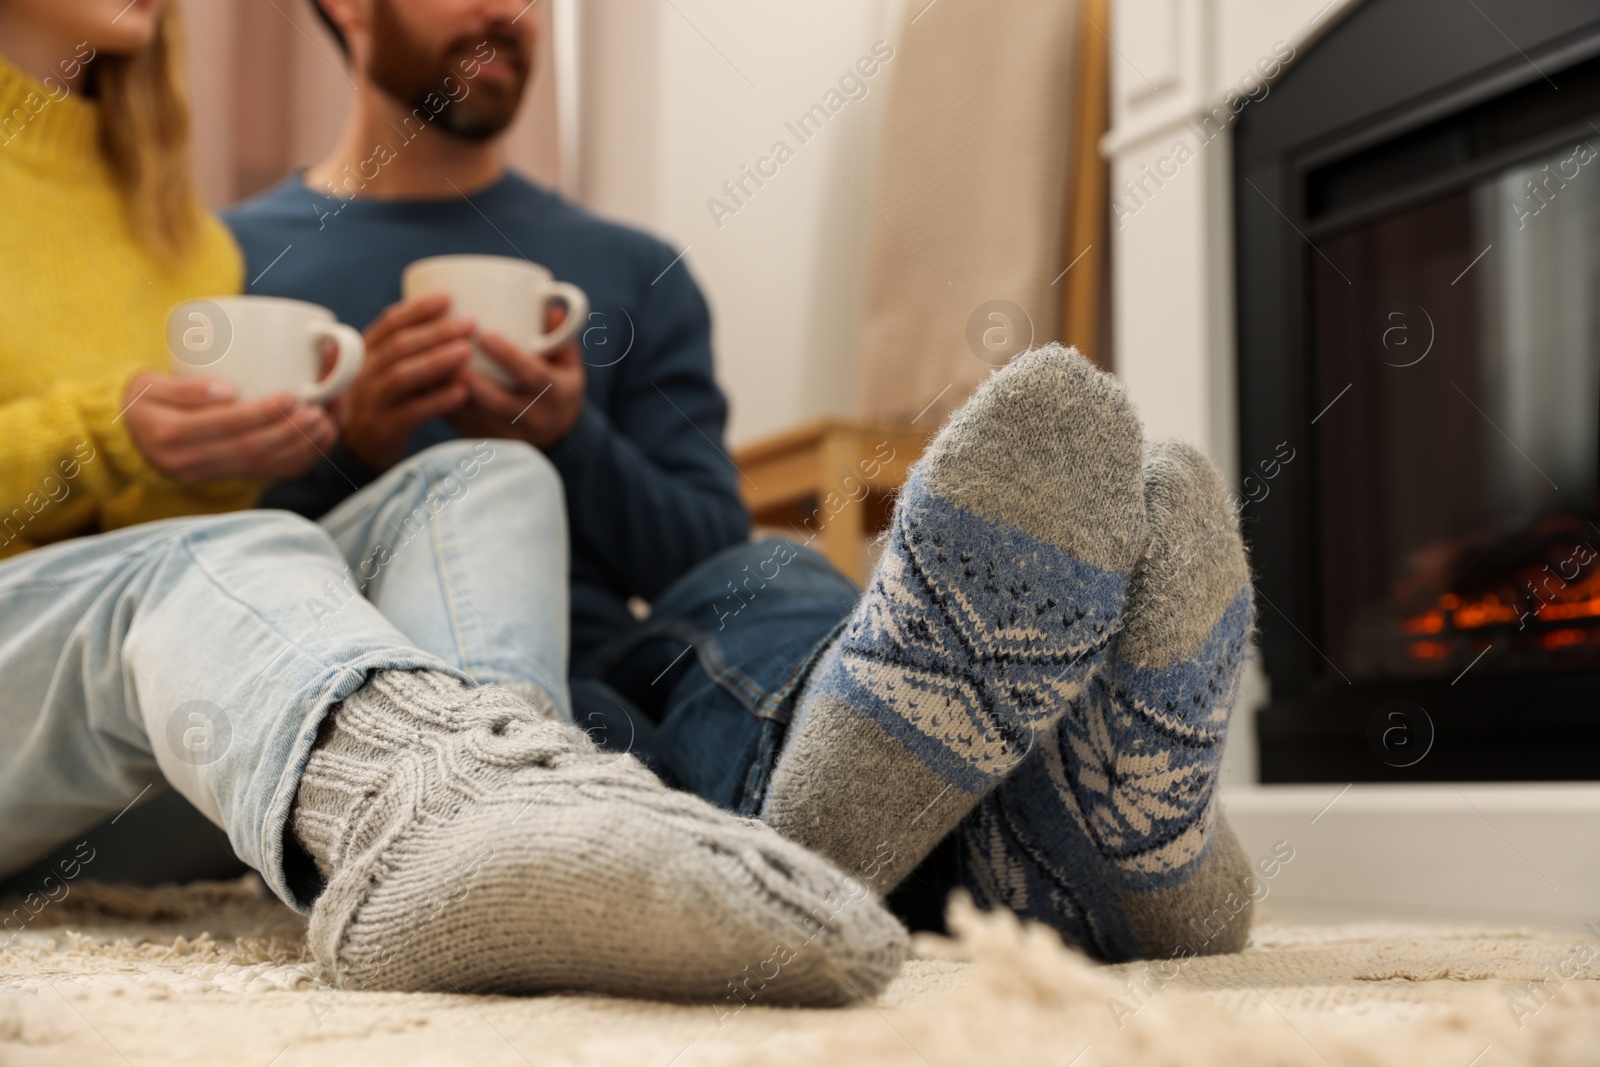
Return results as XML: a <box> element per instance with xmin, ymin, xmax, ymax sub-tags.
<box><xmin>401</xmin><ymin>254</ymin><xmax>589</xmax><ymax>386</ymax></box>
<box><xmin>166</xmin><ymin>296</ymin><xmax>364</xmax><ymax>403</ymax></box>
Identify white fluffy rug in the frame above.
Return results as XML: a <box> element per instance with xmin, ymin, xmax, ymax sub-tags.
<box><xmin>2</xmin><ymin>878</ymin><xmax>1598</xmax><ymax>1066</ymax></box>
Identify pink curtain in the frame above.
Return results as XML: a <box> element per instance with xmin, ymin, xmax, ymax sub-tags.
<box><xmin>179</xmin><ymin>0</ymin><xmax>565</xmax><ymax>210</ymax></box>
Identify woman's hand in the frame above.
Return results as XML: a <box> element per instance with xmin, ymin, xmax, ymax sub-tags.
<box><xmin>122</xmin><ymin>373</ymin><xmax>337</xmax><ymax>484</ymax></box>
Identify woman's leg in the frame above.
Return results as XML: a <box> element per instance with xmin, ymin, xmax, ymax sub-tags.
<box><xmin>0</xmin><ymin>488</ymin><xmax>910</xmax><ymax>1001</ymax></box>
<box><xmin>2</xmin><ymin>441</ymin><xmax>570</xmax><ymax>897</ymax></box>
<box><xmin>313</xmin><ymin>439</ymin><xmax>571</xmax><ymax>717</ymax></box>
<box><xmin>0</xmin><ymin>510</ymin><xmax>465</xmax><ymax>906</ymax></box>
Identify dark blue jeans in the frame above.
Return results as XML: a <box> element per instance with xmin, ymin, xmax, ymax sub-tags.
<box><xmin>571</xmin><ymin>539</ymin><xmax>962</xmax><ymax>929</ymax></box>
<box><xmin>571</xmin><ymin>539</ymin><xmax>852</xmax><ymax>815</ymax></box>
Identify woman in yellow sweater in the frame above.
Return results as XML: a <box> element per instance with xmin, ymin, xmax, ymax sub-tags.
<box><xmin>0</xmin><ymin>0</ymin><xmax>902</xmax><ymax>1002</ymax></box>
<box><xmin>0</xmin><ymin>0</ymin><xmax>337</xmax><ymax>557</ymax></box>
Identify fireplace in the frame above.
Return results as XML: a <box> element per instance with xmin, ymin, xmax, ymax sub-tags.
<box><xmin>1234</xmin><ymin>0</ymin><xmax>1600</xmax><ymax>781</ymax></box>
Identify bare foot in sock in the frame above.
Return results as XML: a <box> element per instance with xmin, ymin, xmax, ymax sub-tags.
<box><xmin>292</xmin><ymin>670</ymin><xmax>908</xmax><ymax>1001</ymax></box>
<box><xmin>762</xmin><ymin>344</ymin><xmax>1147</xmax><ymax>891</ymax></box>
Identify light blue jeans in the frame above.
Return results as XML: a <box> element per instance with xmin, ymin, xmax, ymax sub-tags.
<box><xmin>0</xmin><ymin>440</ymin><xmax>569</xmax><ymax>912</ymax></box>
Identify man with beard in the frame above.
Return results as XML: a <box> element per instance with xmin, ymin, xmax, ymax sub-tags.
<box><xmin>227</xmin><ymin>0</ymin><xmax>746</xmax><ymax>666</ymax></box>
<box><xmin>226</xmin><ymin>0</ymin><xmax>763</xmax><ymax>790</ymax></box>
<box><xmin>227</xmin><ymin>0</ymin><xmax>888</xmax><ymax>866</ymax></box>
<box><xmin>226</xmin><ymin>0</ymin><xmax>1262</xmax><ymax>967</ymax></box>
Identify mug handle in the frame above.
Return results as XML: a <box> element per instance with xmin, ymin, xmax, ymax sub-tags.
<box><xmin>526</xmin><ymin>283</ymin><xmax>589</xmax><ymax>354</ymax></box>
<box><xmin>301</xmin><ymin>321</ymin><xmax>365</xmax><ymax>404</ymax></box>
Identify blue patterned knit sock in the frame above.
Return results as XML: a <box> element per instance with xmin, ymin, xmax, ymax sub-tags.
<box><xmin>762</xmin><ymin>345</ymin><xmax>1148</xmax><ymax>890</ymax></box>
<box><xmin>961</xmin><ymin>439</ymin><xmax>1258</xmax><ymax>961</ymax></box>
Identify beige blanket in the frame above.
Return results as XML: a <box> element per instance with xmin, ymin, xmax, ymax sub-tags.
<box><xmin>2</xmin><ymin>878</ymin><xmax>1598</xmax><ymax>1066</ymax></box>
<box><xmin>856</xmin><ymin>0</ymin><xmax>1080</xmax><ymax>423</ymax></box>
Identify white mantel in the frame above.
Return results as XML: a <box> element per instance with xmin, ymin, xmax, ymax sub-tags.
<box><xmin>1105</xmin><ymin>0</ymin><xmax>1360</xmax><ymax>476</ymax></box>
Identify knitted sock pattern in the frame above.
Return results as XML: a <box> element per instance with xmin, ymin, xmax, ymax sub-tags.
<box><xmin>292</xmin><ymin>670</ymin><xmax>910</xmax><ymax>1001</ymax></box>
<box><xmin>764</xmin><ymin>345</ymin><xmax>1147</xmax><ymax>891</ymax></box>
<box><xmin>962</xmin><ymin>440</ymin><xmax>1258</xmax><ymax>960</ymax></box>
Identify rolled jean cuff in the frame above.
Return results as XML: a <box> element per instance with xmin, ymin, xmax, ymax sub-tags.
<box><xmin>255</xmin><ymin>651</ymin><xmax>476</xmax><ymax>914</ymax></box>
<box><xmin>735</xmin><ymin>616</ymin><xmax>850</xmax><ymax>813</ymax></box>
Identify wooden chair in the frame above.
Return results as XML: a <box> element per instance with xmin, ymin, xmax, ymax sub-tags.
<box><xmin>733</xmin><ymin>419</ymin><xmax>928</xmax><ymax>586</ymax></box>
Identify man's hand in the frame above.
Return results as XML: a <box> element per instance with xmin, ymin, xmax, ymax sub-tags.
<box><xmin>122</xmin><ymin>374</ymin><xmax>337</xmax><ymax>484</ymax></box>
<box><xmin>448</xmin><ymin>305</ymin><xmax>586</xmax><ymax>450</ymax></box>
<box><xmin>340</xmin><ymin>293</ymin><xmax>474</xmax><ymax>470</ymax></box>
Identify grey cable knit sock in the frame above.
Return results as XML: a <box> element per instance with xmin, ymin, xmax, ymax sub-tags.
<box><xmin>291</xmin><ymin>669</ymin><xmax>909</xmax><ymax>1001</ymax></box>
<box><xmin>762</xmin><ymin>344</ymin><xmax>1147</xmax><ymax>892</ymax></box>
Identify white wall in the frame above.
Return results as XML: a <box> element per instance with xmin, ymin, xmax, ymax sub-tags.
<box><xmin>1105</xmin><ymin>0</ymin><xmax>1360</xmax><ymax>465</ymax></box>
<box><xmin>582</xmin><ymin>0</ymin><xmax>908</xmax><ymax>446</ymax></box>
<box><xmin>575</xmin><ymin>0</ymin><xmax>660</xmax><ymax>232</ymax></box>
<box><xmin>577</xmin><ymin>0</ymin><xmax>1363</xmax><ymax>450</ymax></box>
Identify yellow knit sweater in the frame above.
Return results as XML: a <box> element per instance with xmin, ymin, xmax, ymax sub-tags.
<box><xmin>0</xmin><ymin>56</ymin><xmax>256</xmax><ymax>560</ymax></box>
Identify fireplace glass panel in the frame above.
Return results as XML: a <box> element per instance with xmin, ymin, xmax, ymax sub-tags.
<box><xmin>1314</xmin><ymin>140</ymin><xmax>1600</xmax><ymax>682</ymax></box>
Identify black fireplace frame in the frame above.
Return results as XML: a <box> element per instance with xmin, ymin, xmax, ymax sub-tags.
<box><xmin>1234</xmin><ymin>0</ymin><xmax>1600</xmax><ymax>782</ymax></box>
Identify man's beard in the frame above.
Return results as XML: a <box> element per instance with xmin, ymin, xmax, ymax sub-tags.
<box><xmin>368</xmin><ymin>0</ymin><xmax>529</xmax><ymax>142</ymax></box>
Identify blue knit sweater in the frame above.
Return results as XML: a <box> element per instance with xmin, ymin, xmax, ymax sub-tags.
<box><xmin>224</xmin><ymin>172</ymin><xmax>749</xmax><ymax>660</ymax></box>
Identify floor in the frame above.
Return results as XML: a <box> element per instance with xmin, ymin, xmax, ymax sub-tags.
<box><xmin>2</xmin><ymin>878</ymin><xmax>1597</xmax><ymax>1066</ymax></box>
